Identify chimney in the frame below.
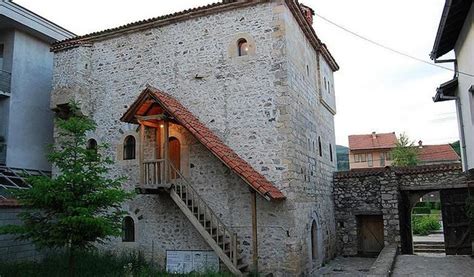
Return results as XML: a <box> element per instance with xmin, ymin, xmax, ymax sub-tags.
<box><xmin>300</xmin><ymin>4</ymin><xmax>315</xmax><ymax>26</ymax></box>
<box><xmin>372</xmin><ymin>132</ymin><xmax>376</xmax><ymax>139</ymax></box>
<box><xmin>418</xmin><ymin>140</ymin><xmax>423</xmax><ymax>148</ymax></box>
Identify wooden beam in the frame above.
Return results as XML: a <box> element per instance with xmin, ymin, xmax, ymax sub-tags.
<box><xmin>139</xmin><ymin>124</ymin><xmax>145</xmax><ymax>185</ymax></box>
<box><xmin>251</xmin><ymin>190</ymin><xmax>259</xmax><ymax>272</ymax></box>
<box><xmin>135</xmin><ymin>114</ymin><xmax>167</xmax><ymax>121</ymax></box>
<box><xmin>164</xmin><ymin>121</ymin><xmax>170</xmax><ymax>183</ymax></box>
<box><xmin>137</xmin><ymin>120</ymin><xmax>161</xmax><ymax>129</ymax></box>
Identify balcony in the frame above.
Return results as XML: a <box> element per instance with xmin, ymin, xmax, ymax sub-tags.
<box><xmin>0</xmin><ymin>70</ymin><xmax>11</xmax><ymax>97</ymax></box>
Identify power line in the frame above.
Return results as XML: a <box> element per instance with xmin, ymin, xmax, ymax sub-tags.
<box><xmin>314</xmin><ymin>13</ymin><xmax>474</xmax><ymax>78</ymax></box>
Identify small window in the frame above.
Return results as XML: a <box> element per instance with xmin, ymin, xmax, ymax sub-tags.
<box><xmin>329</xmin><ymin>144</ymin><xmax>333</xmax><ymax>162</ymax></box>
<box><xmin>123</xmin><ymin>135</ymin><xmax>136</xmax><ymax>160</ymax></box>
<box><xmin>361</xmin><ymin>154</ymin><xmax>367</xmax><ymax>162</ymax></box>
<box><xmin>324</xmin><ymin>77</ymin><xmax>327</xmax><ymax>90</ymax></box>
<box><xmin>122</xmin><ymin>216</ymin><xmax>135</xmax><ymax>242</ymax></box>
<box><xmin>306</xmin><ymin>65</ymin><xmax>310</xmax><ymax>76</ymax></box>
<box><xmin>86</xmin><ymin>139</ymin><xmax>97</xmax><ymax>152</ymax></box>
<box><xmin>354</xmin><ymin>154</ymin><xmax>360</xmax><ymax>163</ymax></box>
<box><xmin>386</xmin><ymin>152</ymin><xmax>392</xmax><ymax>161</ymax></box>
<box><xmin>311</xmin><ymin>220</ymin><xmax>319</xmax><ymax>261</ymax></box>
<box><xmin>368</xmin><ymin>153</ymin><xmax>373</xmax><ymax>167</ymax></box>
<box><xmin>237</xmin><ymin>39</ymin><xmax>249</xmax><ymax>56</ymax></box>
<box><xmin>380</xmin><ymin>152</ymin><xmax>385</xmax><ymax>166</ymax></box>
<box><xmin>327</xmin><ymin>81</ymin><xmax>331</xmax><ymax>94</ymax></box>
<box><xmin>318</xmin><ymin>137</ymin><xmax>322</xmax><ymax>157</ymax></box>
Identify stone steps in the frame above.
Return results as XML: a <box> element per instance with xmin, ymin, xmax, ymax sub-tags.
<box><xmin>414</xmin><ymin>241</ymin><xmax>445</xmax><ymax>253</ymax></box>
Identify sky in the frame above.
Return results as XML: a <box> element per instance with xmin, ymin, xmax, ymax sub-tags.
<box><xmin>15</xmin><ymin>0</ymin><xmax>460</xmax><ymax>147</ymax></box>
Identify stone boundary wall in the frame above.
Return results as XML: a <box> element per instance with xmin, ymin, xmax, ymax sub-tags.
<box><xmin>333</xmin><ymin>163</ymin><xmax>465</xmax><ymax>256</ymax></box>
<box><xmin>0</xmin><ymin>207</ymin><xmax>43</xmax><ymax>262</ymax></box>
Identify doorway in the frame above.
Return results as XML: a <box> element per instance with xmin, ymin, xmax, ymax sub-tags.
<box><xmin>169</xmin><ymin>137</ymin><xmax>180</xmax><ymax>179</ymax></box>
<box><xmin>357</xmin><ymin>215</ymin><xmax>384</xmax><ymax>256</ymax></box>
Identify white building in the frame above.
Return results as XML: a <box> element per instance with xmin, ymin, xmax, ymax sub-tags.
<box><xmin>0</xmin><ymin>0</ymin><xmax>74</xmax><ymax>170</ymax></box>
<box><xmin>431</xmin><ymin>0</ymin><xmax>474</xmax><ymax>173</ymax></box>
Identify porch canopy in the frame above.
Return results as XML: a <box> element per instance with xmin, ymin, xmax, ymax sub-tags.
<box><xmin>120</xmin><ymin>85</ymin><xmax>285</xmax><ymax>201</ymax></box>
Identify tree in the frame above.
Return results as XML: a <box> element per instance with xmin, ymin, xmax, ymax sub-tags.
<box><xmin>391</xmin><ymin>133</ymin><xmax>418</xmax><ymax>166</ymax></box>
<box><xmin>451</xmin><ymin>140</ymin><xmax>461</xmax><ymax>156</ymax></box>
<box><xmin>0</xmin><ymin>103</ymin><xmax>133</xmax><ymax>276</ymax></box>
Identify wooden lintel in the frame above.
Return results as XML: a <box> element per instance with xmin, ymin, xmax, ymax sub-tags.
<box><xmin>135</xmin><ymin>114</ymin><xmax>168</xmax><ymax>121</ymax></box>
<box><xmin>138</xmin><ymin>120</ymin><xmax>162</xmax><ymax>129</ymax></box>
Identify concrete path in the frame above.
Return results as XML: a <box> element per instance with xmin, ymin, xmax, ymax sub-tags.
<box><xmin>413</xmin><ymin>233</ymin><xmax>444</xmax><ymax>242</ymax></box>
<box><xmin>392</xmin><ymin>255</ymin><xmax>474</xmax><ymax>277</ymax></box>
<box><xmin>313</xmin><ymin>256</ymin><xmax>375</xmax><ymax>276</ymax></box>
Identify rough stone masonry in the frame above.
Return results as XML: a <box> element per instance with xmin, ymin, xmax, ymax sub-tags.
<box><xmin>50</xmin><ymin>1</ymin><xmax>339</xmax><ymax>275</ymax></box>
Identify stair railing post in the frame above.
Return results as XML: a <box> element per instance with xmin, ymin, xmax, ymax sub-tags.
<box><xmin>232</xmin><ymin>233</ymin><xmax>237</xmax><ymax>266</ymax></box>
<box><xmin>163</xmin><ymin>120</ymin><xmax>169</xmax><ymax>183</ymax></box>
<box><xmin>139</xmin><ymin>123</ymin><xmax>145</xmax><ymax>186</ymax></box>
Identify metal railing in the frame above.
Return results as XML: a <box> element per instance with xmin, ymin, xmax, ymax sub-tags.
<box><xmin>0</xmin><ymin>70</ymin><xmax>11</xmax><ymax>94</ymax></box>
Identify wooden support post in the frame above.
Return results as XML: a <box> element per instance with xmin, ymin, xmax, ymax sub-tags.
<box><xmin>139</xmin><ymin>124</ymin><xmax>145</xmax><ymax>185</ymax></box>
<box><xmin>163</xmin><ymin>120</ymin><xmax>169</xmax><ymax>182</ymax></box>
<box><xmin>251</xmin><ymin>190</ymin><xmax>258</xmax><ymax>273</ymax></box>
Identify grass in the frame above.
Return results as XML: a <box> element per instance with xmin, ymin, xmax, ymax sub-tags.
<box><xmin>0</xmin><ymin>250</ymin><xmax>232</xmax><ymax>277</ymax></box>
<box><xmin>412</xmin><ymin>214</ymin><xmax>441</xmax><ymax>236</ymax></box>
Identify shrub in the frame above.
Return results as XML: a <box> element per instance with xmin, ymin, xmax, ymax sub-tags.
<box><xmin>412</xmin><ymin>215</ymin><xmax>441</xmax><ymax>236</ymax></box>
<box><xmin>412</xmin><ymin>207</ymin><xmax>431</xmax><ymax>214</ymax></box>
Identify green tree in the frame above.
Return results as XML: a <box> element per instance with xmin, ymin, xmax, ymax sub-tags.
<box><xmin>0</xmin><ymin>103</ymin><xmax>133</xmax><ymax>276</ymax></box>
<box><xmin>451</xmin><ymin>140</ymin><xmax>461</xmax><ymax>156</ymax></box>
<box><xmin>391</xmin><ymin>133</ymin><xmax>418</xmax><ymax>166</ymax></box>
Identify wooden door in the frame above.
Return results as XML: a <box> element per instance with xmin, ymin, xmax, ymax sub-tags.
<box><xmin>358</xmin><ymin>215</ymin><xmax>384</xmax><ymax>256</ymax></box>
<box><xmin>169</xmin><ymin>137</ymin><xmax>180</xmax><ymax>178</ymax></box>
<box><xmin>440</xmin><ymin>188</ymin><xmax>472</xmax><ymax>255</ymax></box>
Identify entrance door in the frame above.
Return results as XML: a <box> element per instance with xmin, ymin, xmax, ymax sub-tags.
<box><xmin>440</xmin><ymin>188</ymin><xmax>472</xmax><ymax>255</ymax></box>
<box><xmin>358</xmin><ymin>215</ymin><xmax>384</xmax><ymax>256</ymax></box>
<box><xmin>169</xmin><ymin>137</ymin><xmax>180</xmax><ymax>179</ymax></box>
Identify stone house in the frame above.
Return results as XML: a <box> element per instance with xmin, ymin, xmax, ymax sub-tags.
<box><xmin>50</xmin><ymin>0</ymin><xmax>339</xmax><ymax>275</ymax></box>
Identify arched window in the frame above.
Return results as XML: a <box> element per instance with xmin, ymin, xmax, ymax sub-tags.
<box><xmin>311</xmin><ymin>220</ymin><xmax>319</xmax><ymax>260</ymax></box>
<box><xmin>237</xmin><ymin>39</ymin><xmax>249</xmax><ymax>56</ymax></box>
<box><xmin>123</xmin><ymin>136</ymin><xmax>136</xmax><ymax>160</ymax></box>
<box><xmin>122</xmin><ymin>216</ymin><xmax>135</xmax><ymax>242</ymax></box>
<box><xmin>318</xmin><ymin>137</ymin><xmax>322</xmax><ymax>157</ymax></box>
<box><xmin>86</xmin><ymin>139</ymin><xmax>97</xmax><ymax>153</ymax></box>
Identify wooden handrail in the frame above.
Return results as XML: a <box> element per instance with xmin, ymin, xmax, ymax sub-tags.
<box><xmin>168</xmin><ymin>161</ymin><xmax>239</xmax><ymax>262</ymax></box>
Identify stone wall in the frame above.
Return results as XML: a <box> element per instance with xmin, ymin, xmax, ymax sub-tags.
<box><xmin>0</xmin><ymin>207</ymin><xmax>43</xmax><ymax>262</ymax></box>
<box><xmin>51</xmin><ymin>1</ymin><xmax>338</xmax><ymax>275</ymax></box>
<box><xmin>334</xmin><ymin>164</ymin><xmax>466</xmax><ymax>256</ymax></box>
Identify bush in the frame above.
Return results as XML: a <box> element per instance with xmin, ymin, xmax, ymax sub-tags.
<box><xmin>0</xmin><ymin>250</ymin><xmax>230</xmax><ymax>277</ymax></box>
<box><xmin>412</xmin><ymin>207</ymin><xmax>431</xmax><ymax>214</ymax></box>
<box><xmin>412</xmin><ymin>215</ymin><xmax>441</xmax><ymax>236</ymax></box>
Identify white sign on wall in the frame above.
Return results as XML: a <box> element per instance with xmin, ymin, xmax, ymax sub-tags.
<box><xmin>166</xmin><ymin>250</ymin><xmax>219</xmax><ymax>273</ymax></box>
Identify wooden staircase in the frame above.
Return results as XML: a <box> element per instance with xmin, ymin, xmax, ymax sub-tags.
<box><xmin>167</xmin><ymin>164</ymin><xmax>247</xmax><ymax>275</ymax></box>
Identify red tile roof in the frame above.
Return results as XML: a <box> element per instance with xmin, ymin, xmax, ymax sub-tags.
<box><xmin>50</xmin><ymin>0</ymin><xmax>338</xmax><ymax>71</ymax></box>
<box><xmin>348</xmin><ymin>132</ymin><xmax>397</xmax><ymax>151</ymax></box>
<box><xmin>121</xmin><ymin>85</ymin><xmax>285</xmax><ymax>201</ymax></box>
<box><xmin>418</xmin><ymin>144</ymin><xmax>460</xmax><ymax>163</ymax></box>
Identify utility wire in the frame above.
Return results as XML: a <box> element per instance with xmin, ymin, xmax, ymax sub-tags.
<box><xmin>314</xmin><ymin>12</ymin><xmax>474</xmax><ymax>78</ymax></box>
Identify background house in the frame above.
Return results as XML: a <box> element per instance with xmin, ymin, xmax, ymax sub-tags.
<box><xmin>430</xmin><ymin>0</ymin><xmax>473</xmax><ymax>173</ymax></box>
<box><xmin>348</xmin><ymin>132</ymin><xmax>396</xmax><ymax>169</ymax></box>
<box><xmin>348</xmin><ymin>132</ymin><xmax>460</xmax><ymax>169</ymax></box>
